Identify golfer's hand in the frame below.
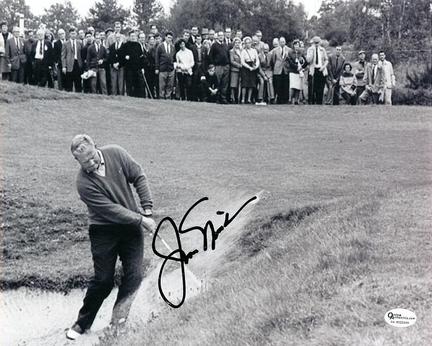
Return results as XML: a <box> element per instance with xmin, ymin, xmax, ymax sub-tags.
<box><xmin>62</xmin><ymin>67</ymin><xmax>66</xmax><ymax>74</ymax></box>
<box><xmin>155</xmin><ymin>69</ymin><xmax>159</xmax><ymax>74</ymax></box>
<box><xmin>141</xmin><ymin>215</ymin><xmax>156</xmax><ymax>233</ymax></box>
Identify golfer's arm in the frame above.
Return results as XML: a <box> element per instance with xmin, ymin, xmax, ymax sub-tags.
<box><xmin>79</xmin><ymin>186</ymin><xmax>142</xmax><ymax>225</ymax></box>
<box><xmin>120</xmin><ymin>149</ymin><xmax>153</xmax><ymax>210</ymax></box>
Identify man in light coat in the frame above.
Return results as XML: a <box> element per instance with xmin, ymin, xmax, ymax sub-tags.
<box><xmin>0</xmin><ymin>21</ymin><xmax>13</xmax><ymax>80</ymax></box>
<box><xmin>306</xmin><ymin>36</ymin><xmax>328</xmax><ymax>104</ymax></box>
<box><xmin>271</xmin><ymin>37</ymin><xmax>290</xmax><ymax>104</ymax></box>
<box><xmin>62</xmin><ymin>27</ymin><xmax>83</xmax><ymax>92</ymax></box>
<box><xmin>378</xmin><ymin>50</ymin><xmax>396</xmax><ymax>105</ymax></box>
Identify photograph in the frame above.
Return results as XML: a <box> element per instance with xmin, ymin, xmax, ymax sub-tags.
<box><xmin>0</xmin><ymin>0</ymin><xmax>431</xmax><ymax>345</ymax></box>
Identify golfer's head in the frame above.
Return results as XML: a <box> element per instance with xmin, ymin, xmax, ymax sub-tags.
<box><xmin>71</xmin><ymin>134</ymin><xmax>100</xmax><ymax>173</ymax></box>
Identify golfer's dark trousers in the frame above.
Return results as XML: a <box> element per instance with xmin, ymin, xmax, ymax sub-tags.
<box><xmin>75</xmin><ymin>224</ymin><xmax>144</xmax><ymax>331</ymax></box>
<box><xmin>311</xmin><ymin>68</ymin><xmax>326</xmax><ymax>104</ymax></box>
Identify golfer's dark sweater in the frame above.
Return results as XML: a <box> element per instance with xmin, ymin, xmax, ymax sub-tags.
<box><xmin>76</xmin><ymin>145</ymin><xmax>153</xmax><ymax>226</ymax></box>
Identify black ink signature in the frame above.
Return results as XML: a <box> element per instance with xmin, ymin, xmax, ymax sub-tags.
<box><xmin>152</xmin><ymin>195</ymin><xmax>258</xmax><ymax>308</ymax></box>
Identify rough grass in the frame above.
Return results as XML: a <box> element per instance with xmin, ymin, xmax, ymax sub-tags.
<box><xmin>1</xmin><ymin>81</ymin><xmax>431</xmax><ymax>344</ymax></box>
<box><xmin>112</xmin><ymin>188</ymin><xmax>432</xmax><ymax>346</ymax></box>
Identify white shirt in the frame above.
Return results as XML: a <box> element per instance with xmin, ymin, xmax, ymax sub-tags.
<box><xmin>164</xmin><ymin>41</ymin><xmax>171</xmax><ymax>54</ymax></box>
<box><xmin>71</xmin><ymin>39</ymin><xmax>77</xmax><ymax>60</ymax></box>
<box><xmin>94</xmin><ymin>150</ymin><xmax>106</xmax><ymax>177</ymax></box>
<box><xmin>35</xmin><ymin>40</ymin><xmax>44</xmax><ymax>59</ymax></box>
<box><xmin>176</xmin><ymin>48</ymin><xmax>194</xmax><ymax>74</ymax></box>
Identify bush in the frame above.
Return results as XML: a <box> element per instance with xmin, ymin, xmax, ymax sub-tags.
<box><xmin>406</xmin><ymin>64</ymin><xmax>432</xmax><ymax>90</ymax></box>
<box><xmin>392</xmin><ymin>86</ymin><xmax>432</xmax><ymax>106</ymax></box>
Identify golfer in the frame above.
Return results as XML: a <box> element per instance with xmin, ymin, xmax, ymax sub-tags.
<box><xmin>66</xmin><ymin>134</ymin><xmax>156</xmax><ymax>340</ymax></box>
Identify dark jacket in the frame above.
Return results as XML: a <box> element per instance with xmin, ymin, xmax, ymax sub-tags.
<box><xmin>287</xmin><ymin>50</ymin><xmax>308</xmax><ymax>74</ymax></box>
<box><xmin>155</xmin><ymin>42</ymin><xmax>175</xmax><ymax>72</ymax></box>
<box><xmin>53</xmin><ymin>40</ymin><xmax>64</xmax><ymax>65</ymax></box>
<box><xmin>122</xmin><ymin>41</ymin><xmax>144</xmax><ymax>70</ymax></box>
<box><xmin>328</xmin><ymin>54</ymin><xmax>345</xmax><ymax>81</ymax></box>
<box><xmin>86</xmin><ymin>43</ymin><xmax>108</xmax><ymax>69</ymax></box>
<box><xmin>31</xmin><ymin>39</ymin><xmax>54</xmax><ymax>67</ymax></box>
<box><xmin>81</xmin><ymin>42</ymin><xmax>92</xmax><ymax>70</ymax></box>
<box><xmin>209</xmin><ymin>40</ymin><xmax>229</xmax><ymax>66</ymax></box>
<box><xmin>108</xmin><ymin>41</ymin><xmax>125</xmax><ymax>67</ymax></box>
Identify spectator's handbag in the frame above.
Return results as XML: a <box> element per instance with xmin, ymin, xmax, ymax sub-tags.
<box><xmin>245</xmin><ymin>49</ymin><xmax>256</xmax><ymax>69</ymax></box>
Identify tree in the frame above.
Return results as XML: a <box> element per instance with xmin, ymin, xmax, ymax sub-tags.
<box><xmin>0</xmin><ymin>0</ymin><xmax>34</xmax><ymax>29</ymax></box>
<box><xmin>168</xmin><ymin>0</ymin><xmax>306</xmax><ymax>42</ymax></box>
<box><xmin>84</xmin><ymin>0</ymin><xmax>131</xmax><ymax>31</ymax></box>
<box><xmin>133</xmin><ymin>0</ymin><xmax>164</xmax><ymax>29</ymax></box>
<box><xmin>39</xmin><ymin>1</ymin><xmax>81</xmax><ymax>34</ymax></box>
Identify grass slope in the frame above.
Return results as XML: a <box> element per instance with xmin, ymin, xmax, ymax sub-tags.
<box><xmin>0</xmin><ymin>81</ymin><xmax>431</xmax><ymax>344</ymax></box>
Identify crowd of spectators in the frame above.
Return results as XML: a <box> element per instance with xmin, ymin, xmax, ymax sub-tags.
<box><xmin>0</xmin><ymin>20</ymin><xmax>396</xmax><ymax>105</ymax></box>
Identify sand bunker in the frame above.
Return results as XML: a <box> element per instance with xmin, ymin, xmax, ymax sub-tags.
<box><xmin>0</xmin><ymin>191</ymin><xmax>264</xmax><ymax>345</ymax></box>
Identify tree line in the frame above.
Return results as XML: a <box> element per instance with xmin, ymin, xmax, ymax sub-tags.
<box><xmin>1</xmin><ymin>0</ymin><xmax>431</xmax><ymax>62</ymax></box>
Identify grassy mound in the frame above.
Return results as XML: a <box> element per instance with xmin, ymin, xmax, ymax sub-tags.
<box><xmin>112</xmin><ymin>188</ymin><xmax>431</xmax><ymax>346</ymax></box>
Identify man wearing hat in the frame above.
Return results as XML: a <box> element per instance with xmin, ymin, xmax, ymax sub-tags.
<box><xmin>306</xmin><ymin>36</ymin><xmax>328</xmax><ymax>104</ymax></box>
<box><xmin>6</xmin><ymin>26</ymin><xmax>26</xmax><ymax>83</ymax></box>
<box><xmin>0</xmin><ymin>21</ymin><xmax>13</xmax><ymax>80</ymax></box>
<box><xmin>353</xmin><ymin>50</ymin><xmax>367</xmax><ymax>103</ymax></box>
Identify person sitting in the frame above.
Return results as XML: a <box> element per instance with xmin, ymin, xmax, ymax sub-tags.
<box><xmin>200</xmin><ymin>64</ymin><xmax>219</xmax><ymax>102</ymax></box>
<box><xmin>339</xmin><ymin>63</ymin><xmax>357</xmax><ymax>105</ymax></box>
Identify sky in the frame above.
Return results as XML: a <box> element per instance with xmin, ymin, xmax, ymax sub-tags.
<box><xmin>28</xmin><ymin>0</ymin><xmax>322</xmax><ymax>18</ymax></box>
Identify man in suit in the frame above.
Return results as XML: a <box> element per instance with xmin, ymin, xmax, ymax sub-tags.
<box><xmin>190</xmin><ymin>34</ymin><xmax>206</xmax><ymax>101</ymax></box>
<box><xmin>359</xmin><ymin>53</ymin><xmax>385</xmax><ymax>104</ymax></box>
<box><xmin>53</xmin><ymin>28</ymin><xmax>66</xmax><ymax>90</ymax></box>
<box><xmin>122</xmin><ymin>31</ymin><xmax>145</xmax><ymax>97</ymax></box>
<box><xmin>306</xmin><ymin>36</ymin><xmax>329</xmax><ymax>104</ymax></box>
<box><xmin>87</xmin><ymin>32</ymin><xmax>108</xmax><ymax>94</ymax></box>
<box><xmin>327</xmin><ymin>46</ymin><xmax>345</xmax><ymax>105</ymax></box>
<box><xmin>271</xmin><ymin>36</ymin><xmax>290</xmax><ymax>104</ymax></box>
<box><xmin>108</xmin><ymin>32</ymin><xmax>125</xmax><ymax>96</ymax></box>
<box><xmin>224</xmin><ymin>28</ymin><xmax>233</xmax><ymax>49</ymax></box>
<box><xmin>208</xmin><ymin>31</ymin><xmax>230</xmax><ymax>103</ymax></box>
<box><xmin>147</xmin><ymin>35</ymin><xmax>158</xmax><ymax>98</ymax></box>
<box><xmin>31</xmin><ymin>29</ymin><xmax>54</xmax><ymax>87</ymax></box>
<box><xmin>81</xmin><ymin>33</ymin><xmax>93</xmax><ymax>93</ymax></box>
<box><xmin>62</xmin><ymin>27</ymin><xmax>83</xmax><ymax>92</ymax></box>
<box><xmin>138</xmin><ymin>32</ymin><xmax>151</xmax><ymax>98</ymax></box>
<box><xmin>6</xmin><ymin>26</ymin><xmax>26</xmax><ymax>83</ymax></box>
<box><xmin>188</xmin><ymin>26</ymin><xmax>199</xmax><ymax>47</ymax></box>
<box><xmin>155</xmin><ymin>31</ymin><xmax>175</xmax><ymax>99</ymax></box>
<box><xmin>0</xmin><ymin>21</ymin><xmax>13</xmax><ymax>80</ymax></box>
<box><xmin>24</xmin><ymin>29</ymin><xmax>35</xmax><ymax>84</ymax></box>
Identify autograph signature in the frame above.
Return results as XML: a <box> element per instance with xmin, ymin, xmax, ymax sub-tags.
<box><xmin>152</xmin><ymin>195</ymin><xmax>258</xmax><ymax>308</ymax></box>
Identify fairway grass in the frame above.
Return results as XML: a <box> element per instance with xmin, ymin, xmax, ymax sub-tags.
<box><xmin>0</xmin><ymin>81</ymin><xmax>431</xmax><ymax>344</ymax></box>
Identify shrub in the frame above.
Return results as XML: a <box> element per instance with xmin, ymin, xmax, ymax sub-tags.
<box><xmin>392</xmin><ymin>86</ymin><xmax>432</xmax><ymax>106</ymax></box>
